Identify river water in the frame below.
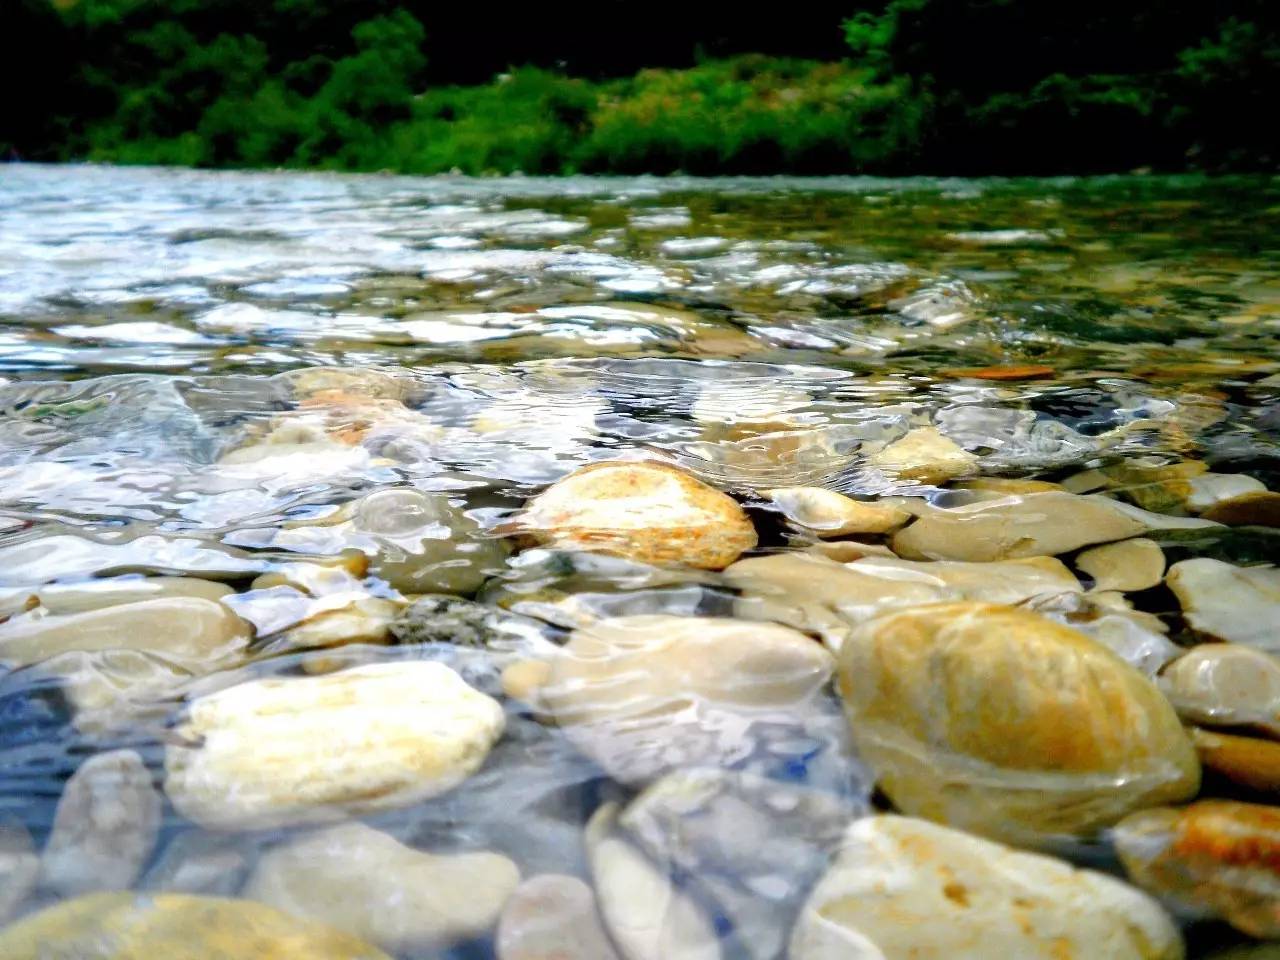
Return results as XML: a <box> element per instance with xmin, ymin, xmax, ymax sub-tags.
<box><xmin>0</xmin><ymin>164</ymin><xmax>1277</xmax><ymax>957</ymax></box>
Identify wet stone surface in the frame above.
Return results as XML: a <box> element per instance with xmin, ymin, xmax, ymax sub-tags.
<box><xmin>0</xmin><ymin>165</ymin><xmax>1277</xmax><ymax>957</ymax></box>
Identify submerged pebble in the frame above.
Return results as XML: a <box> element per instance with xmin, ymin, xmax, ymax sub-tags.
<box><xmin>244</xmin><ymin>821</ymin><xmax>520</xmax><ymax>953</ymax></box>
<box><xmin>894</xmin><ymin>490</ymin><xmax>1218</xmax><ymax>562</ymax></box>
<box><xmin>868</xmin><ymin>426</ymin><xmax>978</xmax><ymax>485</ymax></box>
<box><xmin>1076</xmin><ymin>538</ymin><xmax>1167</xmax><ymax>592</ymax></box>
<box><xmin>1116</xmin><ymin>801</ymin><xmax>1280</xmax><ymax>938</ymax></box>
<box><xmin>39</xmin><ymin>749</ymin><xmax>161</xmax><ymax>896</ymax></box>
<box><xmin>1160</xmin><ymin>644</ymin><xmax>1280</xmax><ymax>735</ymax></box>
<box><xmin>0</xmin><ymin>891</ymin><xmax>393</xmax><ymax>959</ymax></box>
<box><xmin>0</xmin><ymin>598</ymin><xmax>250</xmax><ymax>671</ymax></box>
<box><xmin>519</xmin><ymin>460</ymin><xmax>758</xmax><ymax>570</ymax></box>
<box><xmin>1167</xmin><ymin>559</ymin><xmax>1280</xmax><ymax>649</ymax></box>
<box><xmin>619</xmin><ymin>767</ymin><xmax>857</xmax><ymax>960</ymax></box>
<box><xmin>1192</xmin><ymin>728</ymin><xmax>1280</xmax><ymax>793</ymax></box>
<box><xmin>164</xmin><ymin>661</ymin><xmax>505</xmax><ymax>829</ymax></box>
<box><xmin>727</xmin><ymin>551</ymin><xmax>1082</xmax><ymax>650</ymax></box>
<box><xmin>517</xmin><ymin>614</ymin><xmax>836</xmax><ymax>785</ymax></box>
<box><xmin>587</xmin><ymin>802</ymin><xmax>721</xmax><ymax>960</ymax></box>
<box><xmin>141</xmin><ymin>831</ymin><xmax>251</xmax><ymax>897</ymax></box>
<box><xmin>836</xmin><ymin>602</ymin><xmax>1200</xmax><ymax>842</ymax></box>
<box><xmin>791</xmin><ymin>815</ymin><xmax>1183</xmax><ymax>959</ymax></box>
<box><xmin>765</xmin><ymin>486</ymin><xmax>910</xmax><ymax>536</ymax></box>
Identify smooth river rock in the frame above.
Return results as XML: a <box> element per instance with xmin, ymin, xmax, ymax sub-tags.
<box><xmin>790</xmin><ymin>815</ymin><xmax>1183</xmax><ymax>960</ymax></box>
<box><xmin>496</xmin><ymin>873</ymin><xmax>621</xmax><ymax>960</ymax></box>
<box><xmin>620</xmin><ymin>767</ymin><xmax>857</xmax><ymax>888</ymax></box>
<box><xmin>165</xmin><ymin>661</ymin><xmax>505</xmax><ymax>829</ymax></box>
<box><xmin>0</xmin><ymin>597</ymin><xmax>250</xmax><ymax>671</ymax></box>
<box><xmin>519</xmin><ymin>460</ymin><xmax>758</xmax><ymax>570</ymax></box>
<box><xmin>618</xmin><ymin>768</ymin><xmax>858</xmax><ymax>960</ymax></box>
<box><xmin>40</xmin><ymin>749</ymin><xmax>162</xmax><ymax>896</ymax></box>
<box><xmin>521</xmin><ymin>614</ymin><xmax>833</xmax><ymax>784</ymax></box>
<box><xmin>1167</xmin><ymin>558</ymin><xmax>1280</xmax><ymax>649</ymax></box>
<box><xmin>1116</xmin><ymin>800</ymin><xmax>1280</xmax><ymax>938</ymax></box>
<box><xmin>245</xmin><ymin>821</ymin><xmax>519</xmax><ymax>953</ymax></box>
<box><xmin>7</xmin><ymin>576</ymin><xmax>233</xmax><ymax>616</ymax></box>
<box><xmin>868</xmin><ymin>426</ymin><xmax>978</xmax><ymax>485</ymax></box>
<box><xmin>891</xmin><ymin>491</ymin><xmax>1215</xmax><ymax>562</ymax></box>
<box><xmin>1191</xmin><ymin>727</ymin><xmax>1280</xmax><ymax>793</ymax></box>
<box><xmin>727</xmin><ymin>551</ymin><xmax>1081</xmax><ymax>651</ymax></box>
<box><xmin>0</xmin><ymin>532</ymin><xmax>264</xmax><ymax>584</ymax></box>
<box><xmin>587</xmin><ymin>803</ymin><xmax>721</xmax><ymax>960</ymax></box>
<box><xmin>837</xmin><ymin>602</ymin><xmax>1200</xmax><ymax>843</ymax></box>
<box><xmin>0</xmin><ymin>891</ymin><xmax>392</xmax><ymax>959</ymax></box>
<box><xmin>36</xmin><ymin>648</ymin><xmax>195</xmax><ymax>734</ymax></box>
<box><xmin>1160</xmin><ymin>644</ymin><xmax>1280</xmax><ymax>735</ymax></box>
<box><xmin>1076</xmin><ymin>538</ymin><xmax>1166</xmax><ymax>592</ymax></box>
<box><xmin>766</xmin><ymin>487</ymin><xmax>909</xmax><ymax>536</ymax></box>
<box><xmin>1201</xmin><ymin>490</ymin><xmax>1280</xmax><ymax>527</ymax></box>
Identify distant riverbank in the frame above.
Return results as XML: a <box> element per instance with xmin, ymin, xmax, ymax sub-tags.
<box><xmin>8</xmin><ymin>2</ymin><xmax>1276</xmax><ymax>176</ymax></box>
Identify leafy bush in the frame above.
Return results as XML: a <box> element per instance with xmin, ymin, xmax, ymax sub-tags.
<box><xmin>6</xmin><ymin>0</ymin><xmax>1275</xmax><ymax>173</ymax></box>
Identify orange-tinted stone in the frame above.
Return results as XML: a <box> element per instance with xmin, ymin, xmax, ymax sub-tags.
<box><xmin>943</xmin><ymin>364</ymin><xmax>1056</xmax><ymax>381</ymax></box>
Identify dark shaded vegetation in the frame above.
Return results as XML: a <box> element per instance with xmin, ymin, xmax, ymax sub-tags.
<box><xmin>3</xmin><ymin>0</ymin><xmax>1276</xmax><ymax>174</ymax></box>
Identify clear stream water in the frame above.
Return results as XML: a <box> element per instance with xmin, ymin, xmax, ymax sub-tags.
<box><xmin>0</xmin><ymin>164</ymin><xmax>1278</xmax><ymax>956</ymax></box>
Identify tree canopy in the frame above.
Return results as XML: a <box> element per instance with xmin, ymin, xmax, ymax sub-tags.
<box><xmin>3</xmin><ymin>0</ymin><xmax>1275</xmax><ymax>173</ymax></box>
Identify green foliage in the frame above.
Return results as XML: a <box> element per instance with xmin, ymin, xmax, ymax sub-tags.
<box><xmin>577</xmin><ymin>59</ymin><xmax>925</xmax><ymax>174</ymax></box>
<box><xmin>7</xmin><ymin>0</ymin><xmax>1276</xmax><ymax>173</ymax></box>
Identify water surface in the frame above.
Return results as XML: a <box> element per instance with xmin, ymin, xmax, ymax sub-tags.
<box><xmin>0</xmin><ymin>164</ymin><xmax>1278</xmax><ymax>956</ymax></box>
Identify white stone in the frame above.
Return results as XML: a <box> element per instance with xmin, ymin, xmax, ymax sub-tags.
<box><xmin>790</xmin><ymin>815</ymin><xmax>1183</xmax><ymax>960</ymax></box>
<box><xmin>39</xmin><ymin>750</ymin><xmax>162</xmax><ymax>896</ymax></box>
<box><xmin>1187</xmin><ymin>472</ymin><xmax>1267</xmax><ymax>512</ymax></box>
<box><xmin>587</xmin><ymin>803</ymin><xmax>720</xmax><ymax>960</ymax></box>
<box><xmin>1167</xmin><ymin>558</ymin><xmax>1280</xmax><ymax>649</ymax></box>
<box><xmin>1160</xmin><ymin>644</ymin><xmax>1280</xmax><ymax>735</ymax></box>
<box><xmin>29</xmin><ymin>577</ymin><xmax>233</xmax><ymax>615</ymax></box>
<box><xmin>0</xmin><ymin>598</ymin><xmax>250</xmax><ymax>671</ymax></box>
<box><xmin>164</xmin><ymin>661</ymin><xmax>505</xmax><ymax>829</ymax></box>
<box><xmin>245</xmin><ymin>822</ymin><xmax>519</xmax><ymax>953</ymax></box>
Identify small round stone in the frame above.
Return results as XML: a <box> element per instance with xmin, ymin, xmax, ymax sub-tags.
<box><xmin>520</xmin><ymin>460</ymin><xmax>757</xmax><ymax>570</ymax></box>
<box><xmin>40</xmin><ymin>749</ymin><xmax>162</xmax><ymax>896</ymax></box>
